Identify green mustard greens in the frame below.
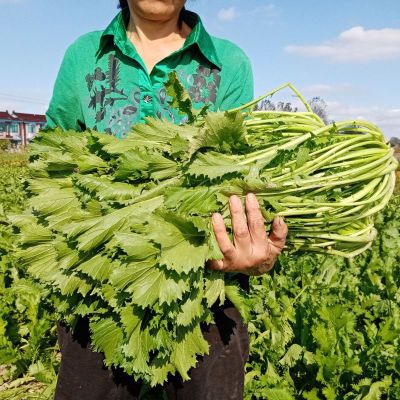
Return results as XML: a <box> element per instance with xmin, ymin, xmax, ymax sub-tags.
<box><xmin>13</xmin><ymin>79</ymin><xmax>398</xmax><ymax>385</ymax></box>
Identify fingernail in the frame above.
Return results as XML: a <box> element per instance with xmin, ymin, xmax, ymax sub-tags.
<box><xmin>212</xmin><ymin>213</ymin><xmax>223</xmax><ymax>223</ymax></box>
<box><xmin>246</xmin><ymin>193</ymin><xmax>257</xmax><ymax>204</ymax></box>
<box><xmin>229</xmin><ymin>195</ymin><xmax>241</xmax><ymax>207</ymax></box>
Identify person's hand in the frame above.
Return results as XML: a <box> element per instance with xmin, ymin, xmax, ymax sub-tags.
<box><xmin>208</xmin><ymin>193</ymin><xmax>288</xmax><ymax>276</ymax></box>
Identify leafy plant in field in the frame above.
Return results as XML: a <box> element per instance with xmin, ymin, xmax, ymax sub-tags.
<box><xmin>0</xmin><ymin>152</ymin><xmax>58</xmax><ymax>388</ymax></box>
<box><xmin>245</xmin><ymin>195</ymin><xmax>400</xmax><ymax>400</ymax></box>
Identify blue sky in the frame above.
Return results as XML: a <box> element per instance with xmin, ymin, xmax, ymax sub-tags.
<box><xmin>1</xmin><ymin>0</ymin><xmax>400</xmax><ymax>137</ymax></box>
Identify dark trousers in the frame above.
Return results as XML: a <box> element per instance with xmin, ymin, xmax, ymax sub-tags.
<box><xmin>55</xmin><ymin>306</ymin><xmax>249</xmax><ymax>400</ymax></box>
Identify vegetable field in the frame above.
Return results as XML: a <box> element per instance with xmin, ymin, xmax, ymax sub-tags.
<box><xmin>0</xmin><ymin>152</ymin><xmax>57</xmax><ymax>400</ymax></box>
<box><xmin>246</xmin><ymin>195</ymin><xmax>400</xmax><ymax>399</ymax></box>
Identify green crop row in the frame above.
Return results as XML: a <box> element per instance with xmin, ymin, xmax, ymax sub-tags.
<box><xmin>0</xmin><ymin>152</ymin><xmax>57</xmax><ymax>399</ymax></box>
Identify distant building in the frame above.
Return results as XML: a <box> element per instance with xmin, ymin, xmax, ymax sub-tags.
<box><xmin>0</xmin><ymin>110</ymin><xmax>46</xmax><ymax>145</ymax></box>
<box><xmin>0</xmin><ymin>111</ymin><xmax>18</xmax><ymax>140</ymax></box>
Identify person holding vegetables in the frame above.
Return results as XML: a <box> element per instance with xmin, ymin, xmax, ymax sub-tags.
<box><xmin>46</xmin><ymin>0</ymin><xmax>288</xmax><ymax>399</ymax></box>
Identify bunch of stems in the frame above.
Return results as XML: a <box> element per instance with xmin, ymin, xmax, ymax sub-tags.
<box><xmin>219</xmin><ymin>84</ymin><xmax>398</xmax><ymax>257</ymax></box>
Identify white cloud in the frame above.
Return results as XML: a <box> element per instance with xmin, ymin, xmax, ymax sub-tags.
<box><xmin>285</xmin><ymin>26</ymin><xmax>400</xmax><ymax>62</ymax></box>
<box><xmin>327</xmin><ymin>101</ymin><xmax>400</xmax><ymax>138</ymax></box>
<box><xmin>217</xmin><ymin>7</ymin><xmax>239</xmax><ymax>22</ymax></box>
<box><xmin>251</xmin><ymin>4</ymin><xmax>281</xmax><ymax>17</ymax></box>
<box><xmin>216</xmin><ymin>4</ymin><xmax>279</xmax><ymax>24</ymax></box>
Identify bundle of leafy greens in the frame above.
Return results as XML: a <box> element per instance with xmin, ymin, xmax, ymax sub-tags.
<box><xmin>13</xmin><ymin>79</ymin><xmax>397</xmax><ymax>385</ymax></box>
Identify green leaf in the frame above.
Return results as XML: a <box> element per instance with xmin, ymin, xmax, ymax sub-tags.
<box><xmin>147</xmin><ymin>153</ymin><xmax>179</xmax><ymax>181</ymax></box>
<box><xmin>127</xmin><ymin>265</ymin><xmax>166</xmax><ymax>307</ymax></box>
<box><xmin>322</xmin><ymin>386</ymin><xmax>336</xmax><ymax>400</ymax></box>
<box><xmin>56</xmin><ymin>242</ymin><xmax>80</xmax><ymax>271</ymax></box>
<box><xmin>74</xmin><ymin>174</ymin><xmax>141</xmax><ymax>201</ymax></box>
<box><xmin>18</xmin><ymin>223</ymin><xmax>53</xmax><ymax>245</ymax></box>
<box><xmin>259</xmin><ymin>388</ymin><xmax>294</xmax><ymax>400</ymax></box>
<box><xmin>75</xmin><ymin>153</ymin><xmax>108</xmax><ymax>173</ymax></box>
<box><xmin>114</xmin><ymin>232</ymin><xmax>159</xmax><ymax>260</ymax></box>
<box><xmin>170</xmin><ymin>134</ymin><xmax>189</xmax><ymax>158</ymax></box>
<box><xmin>76</xmin><ymin>254</ymin><xmax>114</xmax><ymax>282</ymax></box>
<box><xmin>165</xmin><ymin>71</ymin><xmax>195</xmax><ymax>122</ymax></box>
<box><xmin>164</xmin><ymin>186</ymin><xmax>220</xmax><ymax>215</ymax></box>
<box><xmin>158</xmin><ymin>275</ymin><xmax>190</xmax><ymax>306</ymax></box>
<box><xmin>111</xmin><ymin>260</ymin><xmax>187</xmax><ymax>307</ymax></box>
<box><xmin>18</xmin><ymin>244</ymin><xmax>59</xmax><ymax>281</ymax></box>
<box><xmin>119</xmin><ymin>306</ymin><xmax>143</xmax><ymax>336</ymax></box>
<box><xmin>225</xmin><ymin>282</ymin><xmax>251</xmax><ymax>322</ymax></box>
<box><xmin>43</xmin><ymin>151</ymin><xmax>78</xmax><ymax>173</ymax></box>
<box><xmin>77</xmin><ymin>210</ymin><xmax>129</xmax><ymax>252</ymax></box>
<box><xmin>361</xmin><ymin>376</ymin><xmax>392</xmax><ymax>400</ymax></box>
<box><xmin>188</xmin><ymin>151</ymin><xmax>249</xmax><ymax>180</ymax></box>
<box><xmin>27</xmin><ymin>177</ymin><xmax>73</xmax><ymax>194</ymax></box>
<box><xmin>204</xmin><ymin>272</ymin><xmax>225</xmax><ymax>307</ymax></box>
<box><xmin>29</xmin><ymin>188</ymin><xmax>80</xmax><ymax>217</ymax></box>
<box><xmin>176</xmin><ymin>292</ymin><xmax>204</xmax><ymax>326</ymax></box>
<box><xmin>190</xmin><ymin>111</ymin><xmax>247</xmax><ymax>154</ymax></box>
<box><xmin>147</xmin><ymin>211</ymin><xmax>208</xmax><ymax>273</ymax></box>
<box><xmin>57</xmin><ymin>273</ymin><xmax>92</xmax><ymax>296</ymax></box>
<box><xmin>76</xmin><ymin>197</ymin><xmax>163</xmax><ymax>252</ymax></box>
<box><xmin>171</xmin><ymin>326</ymin><xmax>209</xmax><ymax>381</ymax></box>
<box><xmin>279</xmin><ymin>344</ymin><xmax>304</xmax><ymax>367</ymax></box>
<box><xmin>296</xmin><ymin>146</ymin><xmax>310</xmax><ymax>168</ymax></box>
<box><xmin>302</xmin><ymin>389</ymin><xmax>321</xmax><ymax>400</ymax></box>
<box><xmin>122</xmin><ymin>325</ymin><xmax>154</xmax><ymax>374</ymax></box>
<box><xmin>125</xmin><ymin>117</ymin><xmax>197</xmax><ymax>154</ymax></box>
<box><xmin>114</xmin><ymin>149</ymin><xmax>150</xmax><ymax>180</ymax></box>
<box><xmin>149</xmin><ymin>359</ymin><xmax>175</xmax><ymax>387</ymax></box>
<box><xmin>90</xmin><ymin>317</ymin><xmax>124</xmax><ymax>365</ymax></box>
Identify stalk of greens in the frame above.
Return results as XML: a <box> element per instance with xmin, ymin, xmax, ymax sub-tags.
<box><xmin>13</xmin><ymin>77</ymin><xmax>398</xmax><ymax>385</ymax></box>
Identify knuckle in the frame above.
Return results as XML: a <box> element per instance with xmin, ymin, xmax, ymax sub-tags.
<box><xmin>247</xmin><ymin>201</ymin><xmax>260</xmax><ymax>212</ymax></box>
<box><xmin>254</xmin><ymin>252</ymin><xmax>268</xmax><ymax>265</ymax></box>
<box><xmin>250</xmin><ymin>217</ymin><xmax>265</xmax><ymax>230</ymax></box>
<box><xmin>240</xmin><ymin>259</ymin><xmax>253</xmax><ymax>269</ymax></box>
<box><xmin>281</xmin><ymin>223</ymin><xmax>289</xmax><ymax>235</ymax></box>
<box><xmin>213</xmin><ymin>224</ymin><xmax>226</xmax><ymax>235</ymax></box>
<box><xmin>264</xmin><ymin>261</ymin><xmax>275</xmax><ymax>273</ymax></box>
<box><xmin>231</xmin><ymin>208</ymin><xmax>243</xmax><ymax>217</ymax></box>
<box><xmin>234</xmin><ymin>227</ymin><xmax>249</xmax><ymax>239</ymax></box>
<box><xmin>261</xmin><ymin>257</ymin><xmax>275</xmax><ymax>271</ymax></box>
<box><xmin>264</xmin><ymin>247</ymin><xmax>274</xmax><ymax>259</ymax></box>
<box><xmin>254</xmin><ymin>254</ymin><xmax>268</xmax><ymax>266</ymax></box>
<box><xmin>222</xmin><ymin>246</ymin><xmax>236</xmax><ymax>258</ymax></box>
<box><xmin>276</xmin><ymin>237</ymin><xmax>287</xmax><ymax>249</ymax></box>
